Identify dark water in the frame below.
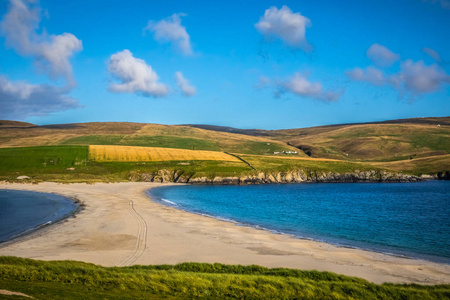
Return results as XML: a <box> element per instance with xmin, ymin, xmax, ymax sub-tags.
<box><xmin>0</xmin><ymin>190</ymin><xmax>78</xmax><ymax>243</ymax></box>
<box><xmin>148</xmin><ymin>181</ymin><xmax>450</xmax><ymax>264</ymax></box>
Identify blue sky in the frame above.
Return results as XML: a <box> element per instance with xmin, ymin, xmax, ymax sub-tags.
<box><xmin>0</xmin><ymin>0</ymin><xmax>449</xmax><ymax>129</ymax></box>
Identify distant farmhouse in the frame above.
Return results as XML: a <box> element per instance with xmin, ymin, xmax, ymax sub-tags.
<box><xmin>274</xmin><ymin>151</ymin><xmax>298</xmax><ymax>155</ymax></box>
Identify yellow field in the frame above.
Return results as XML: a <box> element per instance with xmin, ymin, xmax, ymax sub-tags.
<box><xmin>89</xmin><ymin>145</ymin><xmax>240</xmax><ymax>162</ymax></box>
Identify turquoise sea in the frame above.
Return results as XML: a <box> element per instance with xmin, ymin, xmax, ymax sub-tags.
<box><xmin>0</xmin><ymin>190</ymin><xmax>78</xmax><ymax>243</ymax></box>
<box><xmin>148</xmin><ymin>181</ymin><xmax>450</xmax><ymax>264</ymax></box>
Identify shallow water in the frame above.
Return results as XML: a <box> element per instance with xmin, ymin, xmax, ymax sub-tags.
<box><xmin>148</xmin><ymin>181</ymin><xmax>450</xmax><ymax>264</ymax></box>
<box><xmin>0</xmin><ymin>190</ymin><xmax>77</xmax><ymax>243</ymax></box>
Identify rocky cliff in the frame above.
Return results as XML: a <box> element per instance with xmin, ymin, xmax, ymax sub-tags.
<box><xmin>129</xmin><ymin>169</ymin><xmax>423</xmax><ymax>184</ymax></box>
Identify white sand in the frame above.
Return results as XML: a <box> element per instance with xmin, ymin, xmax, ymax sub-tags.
<box><xmin>0</xmin><ymin>182</ymin><xmax>449</xmax><ymax>284</ymax></box>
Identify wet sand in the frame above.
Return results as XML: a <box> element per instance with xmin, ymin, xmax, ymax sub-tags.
<box><xmin>0</xmin><ymin>182</ymin><xmax>449</xmax><ymax>284</ymax></box>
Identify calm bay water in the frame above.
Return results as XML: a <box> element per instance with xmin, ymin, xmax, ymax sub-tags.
<box><xmin>0</xmin><ymin>190</ymin><xmax>78</xmax><ymax>243</ymax></box>
<box><xmin>148</xmin><ymin>181</ymin><xmax>450</xmax><ymax>264</ymax></box>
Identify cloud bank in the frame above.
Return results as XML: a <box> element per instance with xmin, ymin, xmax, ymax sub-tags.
<box><xmin>255</xmin><ymin>5</ymin><xmax>312</xmax><ymax>51</ymax></box>
<box><xmin>259</xmin><ymin>73</ymin><xmax>340</xmax><ymax>102</ymax></box>
<box><xmin>108</xmin><ymin>49</ymin><xmax>169</xmax><ymax>97</ymax></box>
<box><xmin>0</xmin><ymin>76</ymin><xmax>80</xmax><ymax>119</ymax></box>
<box><xmin>347</xmin><ymin>44</ymin><xmax>450</xmax><ymax>99</ymax></box>
<box><xmin>346</xmin><ymin>66</ymin><xmax>397</xmax><ymax>86</ymax></box>
<box><xmin>175</xmin><ymin>72</ymin><xmax>196</xmax><ymax>96</ymax></box>
<box><xmin>0</xmin><ymin>0</ymin><xmax>82</xmax><ymax>120</ymax></box>
<box><xmin>347</xmin><ymin>60</ymin><xmax>450</xmax><ymax>98</ymax></box>
<box><xmin>0</xmin><ymin>0</ymin><xmax>82</xmax><ymax>87</ymax></box>
<box><xmin>144</xmin><ymin>13</ymin><xmax>193</xmax><ymax>55</ymax></box>
<box><xmin>400</xmin><ymin>59</ymin><xmax>450</xmax><ymax>93</ymax></box>
<box><xmin>366</xmin><ymin>44</ymin><xmax>400</xmax><ymax>67</ymax></box>
<box><xmin>282</xmin><ymin>73</ymin><xmax>339</xmax><ymax>101</ymax></box>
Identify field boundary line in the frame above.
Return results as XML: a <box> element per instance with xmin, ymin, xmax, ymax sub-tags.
<box><xmin>225</xmin><ymin>152</ymin><xmax>257</xmax><ymax>171</ymax></box>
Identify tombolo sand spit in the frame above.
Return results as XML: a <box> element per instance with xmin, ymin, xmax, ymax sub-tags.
<box><xmin>0</xmin><ymin>182</ymin><xmax>449</xmax><ymax>285</ymax></box>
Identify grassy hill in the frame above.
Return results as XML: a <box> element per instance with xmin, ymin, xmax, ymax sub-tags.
<box><xmin>0</xmin><ymin>122</ymin><xmax>301</xmax><ymax>156</ymax></box>
<box><xmin>0</xmin><ymin>257</ymin><xmax>448</xmax><ymax>299</ymax></box>
<box><xmin>189</xmin><ymin>117</ymin><xmax>450</xmax><ymax>160</ymax></box>
<box><xmin>0</xmin><ymin>117</ymin><xmax>448</xmax><ymax>181</ymax></box>
<box><xmin>189</xmin><ymin>117</ymin><xmax>450</xmax><ymax>175</ymax></box>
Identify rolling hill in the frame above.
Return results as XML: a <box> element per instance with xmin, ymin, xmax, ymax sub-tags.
<box><xmin>0</xmin><ymin>122</ymin><xmax>301</xmax><ymax>156</ymax></box>
<box><xmin>0</xmin><ymin>117</ymin><xmax>448</xmax><ymax>182</ymax></box>
<box><xmin>188</xmin><ymin>117</ymin><xmax>450</xmax><ymax>160</ymax></box>
<box><xmin>188</xmin><ymin>117</ymin><xmax>450</xmax><ymax>175</ymax></box>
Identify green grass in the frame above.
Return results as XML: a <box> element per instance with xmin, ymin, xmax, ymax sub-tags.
<box><xmin>241</xmin><ymin>155</ymin><xmax>380</xmax><ymax>174</ymax></box>
<box><xmin>370</xmin><ymin>155</ymin><xmax>450</xmax><ymax>176</ymax></box>
<box><xmin>119</xmin><ymin>135</ymin><xmax>222</xmax><ymax>151</ymax></box>
<box><xmin>409</xmin><ymin>134</ymin><xmax>450</xmax><ymax>152</ymax></box>
<box><xmin>61</xmin><ymin>135</ymin><xmax>126</xmax><ymax>145</ymax></box>
<box><xmin>61</xmin><ymin>135</ymin><xmax>221</xmax><ymax>151</ymax></box>
<box><xmin>0</xmin><ymin>257</ymin><xmax>448</xmax><ymax>300</ymax></box>
<box><xmin>0</xmin><ymin>146</ymin><xmax>88</xmax><ymax>172</ymax></box>
<box><xmin>226</xmin><ymin>141</ymin><xmax>294</xmax><ymax>155</ymax></box>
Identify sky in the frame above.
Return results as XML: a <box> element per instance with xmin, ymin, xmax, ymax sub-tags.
<box><xmin>0</xmin><ymin>0</ymin><xmax>449</xmax><ymax>129</ymax></box>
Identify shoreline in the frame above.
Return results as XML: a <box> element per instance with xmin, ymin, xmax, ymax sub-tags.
<box><xmin>152</xmin><ymin>200</ymin><xmax>449</xmax><ymax>266</ymax></box>
<box><xmin>148</xmin><ymin>182</ymin><xmax>450</xmax><ymax>265</ymax></box>
<box><xmin>0</xmin><ymin>182</ymin><xmax>449</xmax><ymax>285</ymax></box>
<box><xmin>0</xmin><ymin>189</ymin><xmax>82</xmax><ymax>246</ymax></box>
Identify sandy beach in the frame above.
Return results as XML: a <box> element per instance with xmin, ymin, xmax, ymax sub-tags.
<box><xmin>0</xmin><ymin>182</ymin><xmax>449</xmax><ymax>285</ymax></box>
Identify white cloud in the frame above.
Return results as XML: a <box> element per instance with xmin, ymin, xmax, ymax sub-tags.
<box><xmin>346</xmin><ymin>66</ymin><xmax>396</xmax><ymax>86</ymax></box>
<box><xmin>280</xmin><ymin>73</ymin><xmax>340</xmax><ymax>101</ymax></box>
<box><xmin>0</xmin><ymin>75</ymin><xmax>80</xmax><ymax>119</ymax></box>
<box><xmin>255</xmin><ymin>5</ymin><xmax>312</xmax><ymax>51</ymax></box>
<box><xmin>422</xmin><ymin>0</ymin><xmax>450</xmax><ymax>9</ymax></box>
<box><xmin>422</xmin><ymin>47</ymin><xmax>442</xmax><ymax>63</ymax></box>
<box><xmin>108</xmin><ymin>50</ymin><xmax>168</xmax><ymax>97</ymax></box>
<box><xmin>0</xmin><ymin>0</ymin><xmax>82</xmax><ymax>87</ymax></box>
<box><xmin>400</xmin><ymin>59</ymin><xmax>450</xmax><ymax>93</ymax></box>
<box><xmin>366</xmin><ymin>44</ymin><xmax>400</xmax><ymax>67</ymax></box>
<box><xmin>347</xmin><ymin>60</ymin><xmax>450</xmax><ymax>97</ymax></box>
<box><xmin>175</xmin><ymin>72</ymin><xmax>196</xmax><ymax>96</ymax></box>
<box><xmin>144</xmin><ymin>13</ymin><xmax>193</xmax><ymax>55</ymax></box>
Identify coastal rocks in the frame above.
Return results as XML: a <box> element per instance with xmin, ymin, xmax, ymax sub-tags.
<box><xmin>129</xmin><ymin>170</ymin><xmax>194</xmax><ymax>183</ymax></box>
<box><xmin>420</xmin><ymin>174</ymin><xmax>435</xmax><ymax>180</ymax></box>
<box><xmin>129</xmin><ymin>169</ymin><xmax>422</xmax><ymax>184</ymax></box>
<box><xmin>311</xmin><ymin>170</ymin><xmax>420</xmax><ymax>183</ymax></box>
<box><xmin>437</xmin><ymin>171</ymin><xmax>450</xmax><ymax>180</ymax></box>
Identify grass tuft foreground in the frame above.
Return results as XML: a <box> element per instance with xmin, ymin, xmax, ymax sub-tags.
<box><xmin>0</xmin><ymin>257</ymin><xmax>449</xmax><ymax>299</ymax></box>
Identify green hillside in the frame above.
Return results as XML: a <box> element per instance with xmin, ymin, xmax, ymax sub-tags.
<box><xmin>189</xmin><ymin>117</ymin><xmax>450</xmax><ymax>175</ymax></box>
<box><xmin>0</xmin><ymin>117</ymin><xmax>449</xmax><ymax>178</ymax></box>
<box><xmin>0</xmin><ymin>122</ymin><xmax>300</xmax><ymax>156</ymax></box>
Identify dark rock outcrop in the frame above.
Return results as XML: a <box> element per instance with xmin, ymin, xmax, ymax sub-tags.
<box><xmin>437</xmin><ymin>171</ymin><xmax>450</xmax><ymax>180</ymax></box>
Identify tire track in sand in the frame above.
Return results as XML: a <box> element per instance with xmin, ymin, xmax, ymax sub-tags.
<box><xmin>119</xmin><ymin>199</ymin><xmax>148</xmax><ymax>266</ymax></box>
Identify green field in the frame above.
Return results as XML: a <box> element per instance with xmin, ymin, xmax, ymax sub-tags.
<box><xmin>241</xmin><ymin>155</ymin><xmax>381</xmax><ymax>174</ymax></box>
<box><xmin>0</xmin><ymin>146</ymin><xmax>88</xmax><ymax>172</ymax></box>
<box><xmin>0</xmin><ymin>146</ymin><xmax>255</xmax><ymax>182</ymax></box>
<box><xmin>61</xmin><ymin>135</ymin><xmax>127</xmax><ymax>146</ymax></box>
<box><xmin>1</xmin><ymin>257</ymin><xmax>448</xmax><ymax>300</ymax></box>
